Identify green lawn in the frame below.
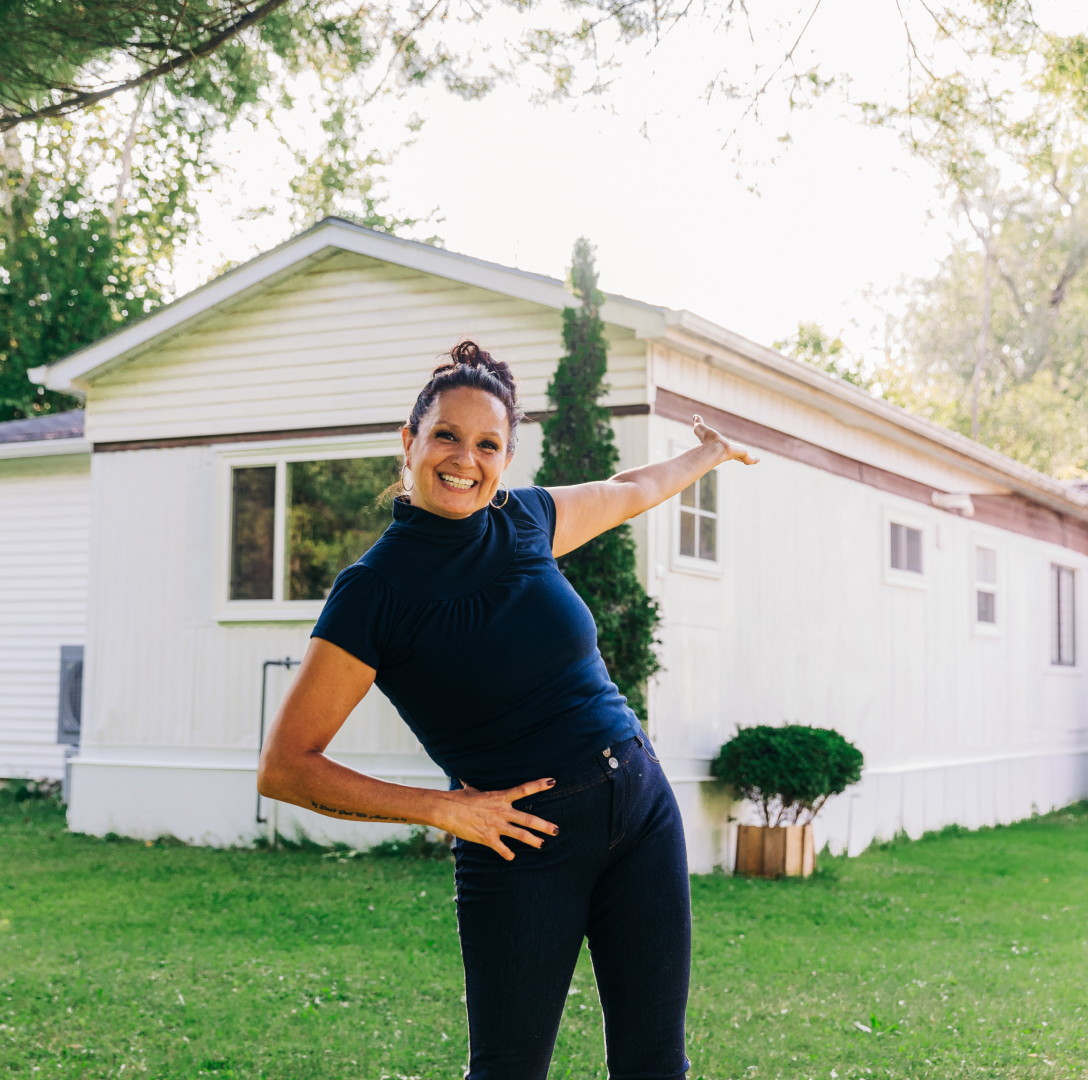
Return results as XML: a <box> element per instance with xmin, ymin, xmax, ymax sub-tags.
<box><xmin>2</xmin><ymin>786</ymin><xmax>1086</xmax><ymax>1080</ymax></box>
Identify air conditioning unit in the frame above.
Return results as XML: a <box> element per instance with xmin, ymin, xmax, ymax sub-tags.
<box><xmin>57</xmin><ymin>645</ymin><xmax>83</xmax><ymax>746</ymax></box>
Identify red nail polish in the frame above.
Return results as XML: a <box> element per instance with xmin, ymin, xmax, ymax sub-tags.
<box><xmin>546</xmin><ymin>778</ymin><xmax>556</xmax><ymax>786</ymax></box>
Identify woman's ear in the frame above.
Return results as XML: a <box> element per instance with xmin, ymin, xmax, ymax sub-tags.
<box><xmin>401</xmin><ymin>425</ymin><xmax>414</xmax><ymax>468</ymax></box>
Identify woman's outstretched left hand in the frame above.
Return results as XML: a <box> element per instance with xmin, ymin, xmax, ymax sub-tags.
<box><xmin>693</xmin><ymin>414</ymin><xmax>759</xmax><ymax>465</ymax></box>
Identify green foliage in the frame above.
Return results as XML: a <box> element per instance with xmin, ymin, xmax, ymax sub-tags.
<box><xmin>774</xmin><ymin>322</ymin><xmax>867</xmax><ymax>387</ymax></box>
<box><xmin>285</xmin><ymin>456</ymin><xmax>400</xmax><ymax>600</ymax></box>
<box><xmin>711</xmin><ymin>724</ymin><xmax>863</xmax><ymax>826</ymax></box>
<box><xmin>5</xmin><ymin>785</ymin><xmax>1088</xmax><ymax>1077</ymax></box>
<box><xmin>0</xmin><ymin>186</ymin><xmax>151</xmax><ymax>420</ymax></box>
<box><xmin>535</xmin><ymin>239</ymin><xmax>660</xmax><ymax>721</ymax></box>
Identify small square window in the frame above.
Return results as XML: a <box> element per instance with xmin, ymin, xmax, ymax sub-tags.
<box><xmin>676</xmin><ymin>471</ymin><xmax>719</xmax><ymax>569</ymax></box>
<box><xmin>890</xmin><ymin>522</ymin><xmax>922</xmax><ymax>574</ymax></box>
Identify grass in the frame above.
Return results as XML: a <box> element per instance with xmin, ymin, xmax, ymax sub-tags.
<box><xmin>1</xmin><ymin>786</ymin><xmax>1086</xmax><ymax>1080</ymax></box>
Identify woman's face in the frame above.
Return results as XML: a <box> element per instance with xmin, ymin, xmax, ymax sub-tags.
<box><xmin>402</xmin><ymin>387</ymin><xmax>514</xmax><ymax>519</ymax></box>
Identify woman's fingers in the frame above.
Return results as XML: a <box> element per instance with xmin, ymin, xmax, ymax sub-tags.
<box><xmin>508</xmin><ymin>777</ymin><xmax>556</xmax><ymax>800</ymax></box>
<box><xmin>727</xmin><ymin>445</ymin><xmax>760</xmax><ymax>465</ymax></box>
<box><xmin>490</xmin><ymin>837</ymin><xmax>516</xmax><ymax>862</ymax></box>
<box><xmin>501</xmin><ymin>825</ymin><xmax>547</xmax><ymax>849</ymax></box>
<box><xmin>510</xmin><ymin>809</ymin><xmax>559</xmax><ymax>836</ymax></box>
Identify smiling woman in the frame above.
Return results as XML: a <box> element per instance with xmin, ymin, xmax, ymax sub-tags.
<box><xmin>256</xmin><ymin>337</ymin><xmax>758</xmax><ymax>1079</ymax></box>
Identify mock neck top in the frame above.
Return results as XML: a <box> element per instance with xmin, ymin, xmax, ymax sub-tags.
<box><xmin>311</xmin><ymin>487</ymin><xmax>641</xmax><ymax>788</ymax></box>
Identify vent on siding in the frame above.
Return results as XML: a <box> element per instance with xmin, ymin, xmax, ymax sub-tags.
<box><xmin>57</xmin><ymin>645</ymin><xmax>84</xmax><ymax>746</ymax></box>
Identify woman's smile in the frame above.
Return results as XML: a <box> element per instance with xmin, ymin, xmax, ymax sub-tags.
<box><xmin>439</xmin><ymin>472</ymin><xmax>478</xmax><ymax>491</ymax></box>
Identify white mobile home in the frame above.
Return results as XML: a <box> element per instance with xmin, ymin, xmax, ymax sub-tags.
<box><xmin>0</xmin><ymin>412</ymin><xmax>91</xmax><ymax>781</ymax></box>
<box><xmin>27</xmin><ymin>218</ymin><xmax>1088</xmax><ymax>870</ymax></box>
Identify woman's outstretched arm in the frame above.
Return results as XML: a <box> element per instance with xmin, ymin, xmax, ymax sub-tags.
<box><xmin>547</xmin><ymin>414</ymin><xmax>758</xmax><ymax>558</ymax></box>
<box><xmin>258</xmin><ymin>637</ymin><xmax>559</xmax><ymax>860</ymax></box>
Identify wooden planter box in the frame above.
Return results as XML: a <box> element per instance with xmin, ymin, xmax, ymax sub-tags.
<box><xmin>735</xmin><ymin>824</ymin><xmax>815</xmax><ymax>878</ymax></box>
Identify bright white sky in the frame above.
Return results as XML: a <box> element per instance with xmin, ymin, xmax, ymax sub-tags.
<box><xmin>170</xmin><ymin>0</ymin><xmax>1081</xmax><ymax>360</ymax></box>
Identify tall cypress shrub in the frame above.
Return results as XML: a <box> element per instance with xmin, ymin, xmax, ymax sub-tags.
<box><xmin>535</xmin><ymin>239</ymin><xmax>661</xmax><ymax>722</ymax></box>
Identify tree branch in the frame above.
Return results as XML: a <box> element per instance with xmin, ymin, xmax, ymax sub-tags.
<box><xmin>721</xmin><ymin>0</ymin><xmax>826</xmax><ymax>148</ymax></box>
<box><xmin>0</xmin><ymin>0</ymin><xmax>292</xmax><ymax>132</ymax></box>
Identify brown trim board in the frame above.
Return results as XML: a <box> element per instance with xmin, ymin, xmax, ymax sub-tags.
<box><xmin>655</xmin><ymin>387</ymin><xmax>1088</xmax><ymax>557</ymax></box>
<box><xmin>92</xmin><ymin>404</ymin><xmax>652</xmax><ymax>454</ymax></box>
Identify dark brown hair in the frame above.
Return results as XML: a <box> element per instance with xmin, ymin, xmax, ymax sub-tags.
<box><xmin>407</xmin><ymin>340</ymin><xmax>523</xmax><ymax>447</ymax></box>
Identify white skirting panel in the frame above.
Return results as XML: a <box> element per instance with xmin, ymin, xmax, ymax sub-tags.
<box><xmin>66</xmin><ymin>751</ymin><xmax>448</xmax><ymax>849</ymax></box>
<box><xmin>666</xmin><ymin>749</ymin><xmax>1088</xmax><ymax>873</ymax></box>
<box><xmin>65</xmin><ymin>749</ymin><xmax>1088</xmax><ymax>871</ymax></box>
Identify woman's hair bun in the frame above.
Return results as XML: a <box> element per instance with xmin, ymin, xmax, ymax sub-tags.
<box><xmin>437</xmin><ymin>340</ymin><xmax>516</xmax><ymax>393</ymax></box>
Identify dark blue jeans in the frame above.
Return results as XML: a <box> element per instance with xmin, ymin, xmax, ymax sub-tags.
<box><xmin>453</xmin><ymin>735</ymin><xmax>691</xmax><ymax>1080</ymax></box>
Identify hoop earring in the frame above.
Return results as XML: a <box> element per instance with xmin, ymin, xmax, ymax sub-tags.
<box><xmin>491</xmin><ymin>481</ymin><xmax>510</xmax><ymax>509</ymax></box>
<box><xmin>401</xmin><ymin>465</ymin><xmax>414</xmax><ymax>492</ymax></box>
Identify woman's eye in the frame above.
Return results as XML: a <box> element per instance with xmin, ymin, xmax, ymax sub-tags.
<box><xmin>479</xmin><ymin>440</ymin><xmax>499</xmax><ymax>451</ymax></box>
<box><xmin>436</xmin><ymin>431</ymin><xmax>456</xmax><ymax>441</ymax></box>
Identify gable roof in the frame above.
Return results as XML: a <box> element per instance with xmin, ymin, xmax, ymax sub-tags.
<box><xmin>28</xmin><ymin>216</ymin><xmax>1088</xmax><ymax>520</ymax></box>
<box><xmin>29</xmin><ymin>217</ymin><xmax>666</xmax><ymax>394</ymax></box>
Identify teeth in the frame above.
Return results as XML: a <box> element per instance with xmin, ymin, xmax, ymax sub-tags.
<box><xmin>439</xmin><ymin>473</ymin><xmax>475</xmax><ymax>489</ymax></box>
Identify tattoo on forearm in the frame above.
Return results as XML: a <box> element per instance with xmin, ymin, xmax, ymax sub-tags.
<box><xmin>311</xmin><ymin>800</ymin><xmax>407</xmax><ymax>823</ymax></box>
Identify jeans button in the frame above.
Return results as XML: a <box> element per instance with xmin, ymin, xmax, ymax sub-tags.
<box><xmin>609</xmin><ymin>757</ymin><xmax>619</xmax><ymax>770</ymax></box>
<box><xmin>602</xmin><ymin>748</ymin><xmax>611</xmax><ymax>758</ymax></box>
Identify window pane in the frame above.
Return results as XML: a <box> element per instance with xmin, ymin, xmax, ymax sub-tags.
<box><xmin>679</xmin><ymin>509</ymin><xmax>696</xmax><ymax>557</ymax></box>
<box><xmin>286</xmin><ymin>456</ymin><xmax>400</xmax><ymax>601</ymax></box>
<box><xmin>680</xmin><ymin>483</ymin><xmax>696</xmax><ymax>508</ymax></box>
<box><xmin>1053</xmin><ymin>564</ymin><xmax>1076</xmax><ymax>666</ymax></box>
<box><xmin>890</xmin><ymin>523</ymin><xmax>904</xmax><ymax>569</ymax></box>
<box><xmin>906</xmin><ymin>527</ymin><xmax>922</xmax><ymax>573</ymax></box>
<box><xmin>229</xmin><ymin>466</ymin><xmax>276</xmax><ymax>600</ymax></box>
<box><xmin>699</xmin><ymin>515</ymin><xmax>717</xmax><ymax>561</ymax></box>
<box><xmin>977</xmin><ymin>590</ymin><xmax>996</xmax><ymax>624</ymax></box>
<box><xmin>976</xmin><ymin>546</ymin><xmax>997</xmax><ymax>584</ymax></box>
<box><xmin>699</xmin><ymin>472</ymin><xmax>717</xmax><ymax>513</ymax></box>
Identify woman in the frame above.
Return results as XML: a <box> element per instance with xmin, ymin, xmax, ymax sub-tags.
<box><xmin>258</xmin><ymin>340</ymin><xmax>757</xmax><ymax>1079</ymax></box>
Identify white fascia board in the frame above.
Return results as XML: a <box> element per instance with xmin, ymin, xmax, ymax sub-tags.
<box><xmin>0</xmin><ymin>437</ymin><xmax>92</xmax><ymax>460</ymax></box>
<box><xmin>658</xmin><ymin>314</ymin><xmax>1088</xmax><ymax>520</ymax></box>
<box><xmin>33</xmin><ymin>218</ymin><xmax>666</xmax><ymax>392</ymax></box>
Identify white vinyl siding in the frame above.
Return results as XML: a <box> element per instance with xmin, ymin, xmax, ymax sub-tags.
<box><xmin>0</xmin><ymin>458</ymin><xmax>91</xmax><ymax>778</ymax></box>
<box><xmin>85</xmin><ymin>253</ymin><xmax>648</xmax><ymax>445</ymax></box>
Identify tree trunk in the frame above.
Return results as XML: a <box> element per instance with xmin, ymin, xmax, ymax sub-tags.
<box><xmin>971</xmin><ymin>251</ymin><xmax>993</xmax><ymax>440</ymax></box>
<box><xmin>109</xmin><ymin>87</ymin><xmax>150</xmax><ymax>238</ymax></box>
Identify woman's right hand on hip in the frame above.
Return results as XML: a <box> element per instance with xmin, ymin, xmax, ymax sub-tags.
<box><xmin>435</xmin><ymin>777</ymin><xmax>559</xmax><ymax>861</ymax></box>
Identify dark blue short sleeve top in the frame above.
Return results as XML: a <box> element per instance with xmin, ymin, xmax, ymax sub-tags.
<box><xmin>311</xmin><ymin>487</ymin><xmax>642</xmax><ymax>788</ymax></box>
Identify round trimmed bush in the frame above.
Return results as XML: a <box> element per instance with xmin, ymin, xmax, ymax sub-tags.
<box><xmin>710</xmin><ymin>724</ymin><xmax>863</xmax><ymax>825</ymax></box>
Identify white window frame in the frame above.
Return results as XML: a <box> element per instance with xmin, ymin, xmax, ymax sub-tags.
<box><xmin>970</xmin><ymin>536</ymin><xmax>1002</xmax><ymax>639</ymax></box>
<box><xmin>215</xmin><ymin>434</ymin><xmax>403</xmax><ymax>622</ymax></box>
<box><xmin>1049</xmin><ymin>561</ymin><xmax>1078</xmax><ymax>670</ymax></box>
<box><xmin>882</xmin><ymin>506</ymin><xmax>927</xmax><ymax>591</ymax></box>
<box><xmin>671</xmin><ymin>464</ymin><xmax>722</xmax><ymax>578</ymax></box>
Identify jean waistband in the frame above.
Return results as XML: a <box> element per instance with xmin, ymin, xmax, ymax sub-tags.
<box><xmin>507</xmin><ymin>734</ymin><xmax>645</xmax><ymax>807</ymax></box>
